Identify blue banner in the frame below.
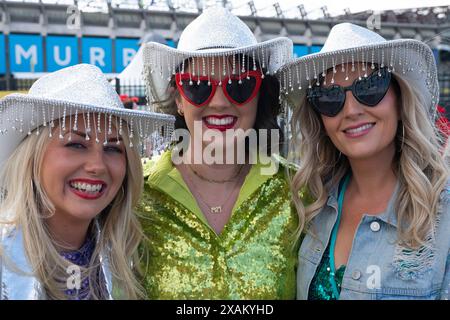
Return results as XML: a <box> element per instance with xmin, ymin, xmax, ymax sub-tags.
<box><xmin>0</xmin><ymin>34</ymin><xmax>5</xmax><ymax>74</ymax></box>
<box><xmin>310</xmin><ymin>45</ymin><xmax>323</xmax><ymax>54</ymax></box>
<box><xmin>9</xmin><ymin>34</ymin><xmax>43</xmax><ymax>72</ymax></box>
<box><xmin>293</xmin><ymin>44</ymin><xmax>308</xmax><ymax>58</ymax></box>
<box><xmin>81</xmin><ymin>37</ymin><xmax>112</xmax><ymax>73</ymax></box>
<box><xmin>166</xmin><ymin>39</ymin><xmax>177</xmax><ymax>48</ymax></box>
<box><xmin>46</xmin><ymin>35</ymin><xmax>78</xmax><ymax>72</ymax></box>
<box><xmin>115</xmin><ymin>38</ymin><xmax>139</xmax><ymax>73</ymax></box>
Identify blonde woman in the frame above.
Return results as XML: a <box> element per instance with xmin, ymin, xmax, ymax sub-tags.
<box><xmin>0</xmin><ymin>64</ymin><xmax>174</xmax><ymax>299</ymax></box>
<box><xmin>277</xmin><ymin>23</ymin><xmax>449</xmax><ymax>299</ymax></box>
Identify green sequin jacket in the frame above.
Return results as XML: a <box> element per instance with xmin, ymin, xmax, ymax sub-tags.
<box><xmin>137</xmin><ymin>151</ymin><xmax>299</xmax><ymax>299</ymax></box>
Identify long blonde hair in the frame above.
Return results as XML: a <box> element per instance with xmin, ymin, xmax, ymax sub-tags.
<box><xmin>0</xmin><ymin>116</ymin><xmax>145</xmax><ymax>299</ymax></box>
<box><xmin>289</xmin><ymin>75</ymin><xmax>449</xmax><ymax>248</ymax></box>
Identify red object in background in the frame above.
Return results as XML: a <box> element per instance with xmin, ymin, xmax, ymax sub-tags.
<box><xmin>119</xmin><ymin>94</ymin><xmax>130</xmax><ymax>102</ymax></box>
<box><xmin>119</xmin><ymin>94</ymin><xmax>139</xmax><ymax>109</ymax></box>
<box><xmin>119</xmin><ymin>94</ymin><xmax>139</xmax><ymax>104</ymax></box>
<box><xmin>436</xmin><ymin>105</ymin><xmax>450</xmax><ymax>138</ymax></box>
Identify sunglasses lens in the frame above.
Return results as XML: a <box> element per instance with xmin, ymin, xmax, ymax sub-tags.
<box><xmin>308</xmin><ymin>86</ymin><xmax>345</xmax><ymax>117</ymax></box>
<box><xmin>181</xmin><ymin>80</ymin><xmax>212</xmax><ymax>106</ymax></box>
<box><xmin>354</xmin><ymin>68</ymin><xmax>391</xmax><ymax>106</ymax></box>
<box><xmin>226</xmin><ymin>76</ymin><xmax>258</xmax><ymax>104</ymax></box>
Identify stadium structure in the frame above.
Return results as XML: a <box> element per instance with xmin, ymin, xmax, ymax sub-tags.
<box><xmin>0</xmin><ymin>1</ymin><xmax>449</xmax><ymax>113</ymax></box>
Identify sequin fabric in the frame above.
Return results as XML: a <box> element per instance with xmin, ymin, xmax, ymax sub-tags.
<box><xmin>60</xmin><ymin>235</ymin><xmax>105</xmax><ymax>300</ymax></box>
<box><xmin>137</xmin><ymin>152</ymin><xmax>299</xmax><ymax>299</ymax></box>
<box><xmin>308</xmin><ymin>244</ymin><xmax>346</xmax><ymax>300</ymax></box>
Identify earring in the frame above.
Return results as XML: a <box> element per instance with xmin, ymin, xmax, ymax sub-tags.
<box><xmin>400</xmin><ymin>122</ymin><xmax>405</xmax><ymax>152</ymax></box>
<box><xmin>177</xmin><ymin>107</ymin><xmax>184</xmax><ymax>116</ymax></box>
<box><xmin>316</xmin><ymin>141</ymin><xmax>321</xmax><ymax>160</ymax></box>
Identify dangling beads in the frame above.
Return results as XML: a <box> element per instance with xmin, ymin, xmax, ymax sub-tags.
<box><xmin>119</xmin><ymin>117</ymin><xmax>123</xmax><ymax>136</ymax></box>
<box><xmin>93</xmin><ymin>113</ymin><xmax>100</xmax><ymax>144</ymax></box>
<box><xmin>108</xmin><ymin>114</ymin><xmax>112</xmax><ymax>135</ymax></box>
<box><xmin>73</xmin><ymin>109</ymin><xmax>78</xmax><ymax>131</ymax></box>
<box><xmin>97</xmin><ymin>113</ymin><xmax>102</xmax><ymax>134</ymax></box>
<box><xmin>86</xmin><ymin>112</ymin><xmax>91</xmax><ymax>134</ymax></box>
<box><xmin>129</xmin><ymin>118</ymin><xmax>134</xmax><ymax>148</ymax></box>
<box><xmin>202</xmin><ymin>57</ymin><xmax>206</xmax><ymax>76</ymax></box>
<box><xmin>103</xmin><ymin>113</ymin><xmax>108</xmax><ymax>146</ymax></box>
<box><xmin>222</xmin><ymin>54</ymin><xmax>227</xmax><ymax>76</ymax></box>
<box><xmin>296</xmin><ymin>64</ymin><xmax>302</xmax><ymax>90</ymax></box>
<box><xmin>232</xmin><ymin>54</ymin><xmax>236</xmax><ymax>75</ymax></box>
<box><xmin>115</xmin><ymin>116</ymin><xmax>120</xmax><ymax>145</ymax></box>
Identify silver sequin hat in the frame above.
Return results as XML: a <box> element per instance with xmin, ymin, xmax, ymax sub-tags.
<box><xmin>277</xmin><ymin>23</ymin><xmax>439</xmax><ymax>118</ymax></box>
<box><xmin>0</xmin><ymin>64</ymin><xmax>175</xmax><ymax>168</ymax></box>
<box><xmin>142</xmin><ymin>6</ymin><xmax>293</xmax><ymax>110</ymax></box>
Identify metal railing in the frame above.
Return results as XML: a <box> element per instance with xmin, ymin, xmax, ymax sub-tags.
<box><xmin>0</xmin><ymin>77</ymin><xmax>37</xmax><ymax>91</ymax></box>
<box><xmin>113</xmin><ymin>78</ymin><xmax>147</xmax><ymax>101</ymax></box>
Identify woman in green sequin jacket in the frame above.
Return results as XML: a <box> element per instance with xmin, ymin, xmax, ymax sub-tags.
<box><xmin>136</xmin><ymin>7</ymin><xmax>301</xmax><ymax>299</ymax></box>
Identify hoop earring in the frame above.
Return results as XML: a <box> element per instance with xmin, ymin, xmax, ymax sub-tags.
<box><xmin>399</xmin><ymin>122</ymin><xmax>405</xmax><ymax>152</ymax></box>
<box><xmin>316</xmin><ymin>141</ymin><xmax>321</xmax><ymax>160</ymax></box>
<box><xmin>402</xmin><ymin>123</ymin><xmax>405</xmax><ymax>151</ymax></box>
<box><xmin>177</xmin><ymin>106</ymin><xmax>184</xmax><ymax>116</ymax></box>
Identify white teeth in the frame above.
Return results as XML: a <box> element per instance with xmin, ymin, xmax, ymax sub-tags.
<box><xmin>204</xmin><ymin>116</ymin><xmax>235</xmax><ymax>126</ymax></box>
<box><xmin>345</xmin><ymin>123</ymin><xmax>374</xmax><ymax>135</ymax></box>
<box><xmin>70</xmin><ymin>182</ymin><xmax>103</xmax><ymax>193</ymax></box>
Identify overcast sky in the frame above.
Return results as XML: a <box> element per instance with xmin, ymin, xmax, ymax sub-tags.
<box><xmin>230</xmin><ymin>0</ymin><xmax>450</xmax><ymax>18</ymax></box>
<box><xmin>7</xmin><ymin>0</ymin><xmax>450</xmax><ymax>18</ymax></box>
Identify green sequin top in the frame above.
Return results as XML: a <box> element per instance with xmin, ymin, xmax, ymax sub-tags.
<box><xmin>136</xmin><ymin>151</ymin><xmax>301</xmax><ymax>300</ymax></box>
<box><xmin>308</xmin><ymin>243</ymin><xmax>346</xmax><ymax>300</ymax></box>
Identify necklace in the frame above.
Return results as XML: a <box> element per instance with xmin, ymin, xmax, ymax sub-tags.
<box><xmin>188</xmin><ymin>164</ymin><xmax>244</xmax><ymax>183</ymax></box>
<box><xmin>183</xmin><ymin>164</ymin><xmax>245</xmax><ymax>214</ymax></box>
<box><xmin>329</xmin><ymin>174</ymin><xmax>351</xmax><ymax>299</ymax></box>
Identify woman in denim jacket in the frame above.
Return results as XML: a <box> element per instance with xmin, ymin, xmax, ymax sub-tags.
<box><xmin>277</xmin><ymin>23</ymin><xmax>449</xmax><ymax>299</ymax></box>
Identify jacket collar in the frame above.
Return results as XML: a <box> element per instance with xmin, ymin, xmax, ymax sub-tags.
<box><xmin>325</xmin><ymin>177</ymin><xmax>400</xmax><ymax>228</ymax></box>
<box><xmin>1</xmin><ymin>226</ymin><xmax>45</xmax><ymax>299</ymax></box>
<box><xmin>0</xmin><ymin>223</ymin><xmax>113</xmax><ymax>300</ymax></box>
<box><xmin>146</xmin><ymin>150</ymin><xmax>275</xmax><ymax>230</ymax></box>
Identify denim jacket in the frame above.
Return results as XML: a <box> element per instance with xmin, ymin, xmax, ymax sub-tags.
<box><xmin>0</xmin><ymin>225</ymin><xmax>113</xmax><ymax>300</ymax></box>
<box><xmin>297</xmin><ymin>180</ymin><xmax>450</xmax><ymax>300</ymax></box>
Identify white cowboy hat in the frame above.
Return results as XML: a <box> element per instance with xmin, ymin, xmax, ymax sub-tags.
<box><xmin>142</xmin><ymin>6</ymin><xmax>293</xmax><ymax>110</ymax></box>
<box><xmin>0</xmin><ymin>63</ymin><xmax>175</xmax><ymax>169</ymax></box>
<box><xmin>276</xmin><ymin>23</ymin><xmax>439</xmax><ymax>119</ymax></box>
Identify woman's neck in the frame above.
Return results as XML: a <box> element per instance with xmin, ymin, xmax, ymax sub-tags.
<box><xmin>46</xmin><ymin>215</ymin><xmax>92</xmax><ymax>251</ymax></box>
<box><xmin>347</xmin><ymin>145</ymin><xmax>397</xmax><ymax>199</ymax></box>
<box><xmin>182</xmin><ymin>143</ymin><xmax>246</xmax><ymax>181</ymax></box>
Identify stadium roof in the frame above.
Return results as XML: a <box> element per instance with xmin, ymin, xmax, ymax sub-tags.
<box><xmin>3</xmin><ymin>0</ymin><xmax>449</xmax><ymax>24</ymax></box>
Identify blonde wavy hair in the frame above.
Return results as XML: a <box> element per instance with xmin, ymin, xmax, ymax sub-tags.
<box><xmin>289</xmin><ymin>74</ymin><xmax>449</xmax><ymax>249</ymax></box>
<box><xmin>0</xmin><ymin>116</ymin><xmax>145</xmax><ymax>299</ymax></box>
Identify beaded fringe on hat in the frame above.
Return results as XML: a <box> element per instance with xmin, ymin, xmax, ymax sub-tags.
<box><xmin>0</xmin><ymin>96</ymin><xmax>175</xmax><ymax>153</ymax></box>
<box><xmin>142</xmin><ymin>39</ymin><xmax>293</xmax><ymax>113</ymax></box>
<box><xmin>277</xmin><ymin>40</ymin><xmax>439</xmax><ymax>121</ymax></box>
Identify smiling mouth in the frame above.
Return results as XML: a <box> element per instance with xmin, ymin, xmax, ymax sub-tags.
<box><xmin>69</xmin><ymin>180</ymin><xmax>107</xmax><ymax>200</ymax></box>
<box><xmin>343</xmin><ymin>123</ymin><xmax>375</xmax><ymax>136</ymax></box>
<box><xmin>202</xmin><ymin>116</ymin><xmax>237</xmax><ymax>131</ymax></box>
